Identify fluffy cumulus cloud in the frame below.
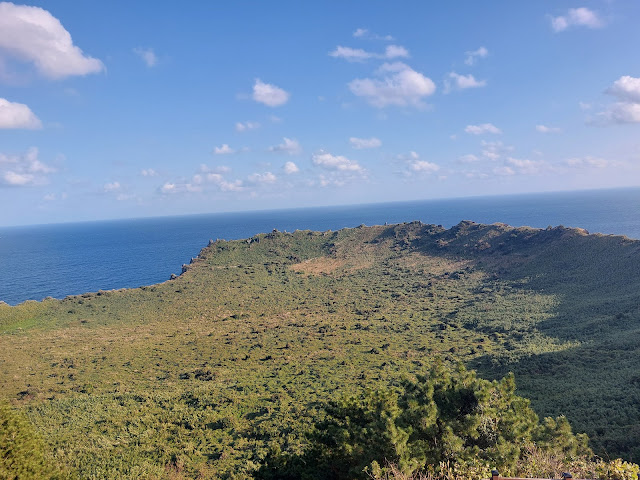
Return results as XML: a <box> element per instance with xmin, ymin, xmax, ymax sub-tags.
<box><xmin>283</xmin><ymin>161</ymin><xmax>299</xmax><ymax>174</ymax></box>
<box><xmin>329</xmin><ymin>45</ymin><xmax>409</xmax><ymax>62</ymax></box>
<box><xmin>312</xmin><ymin>151</ymin><xmax>363</xmax><ymax>172</ymax></box>
<box><xmin>269</xmin><ymin>137</ymin><xmax>302</xmax><ymax>155</ymax></box>
<box><xmin>235</xmin><ymin>121</ymin><xmax>260</xmax><ymax>132</ymax></box>
<box><xmin>410</xmin><ymin>160</ymin><xmax>439</xmax><ymax>173</ymax></box>
<box><xmin>348</xmin><ymin>62</ymin><xmax>436</xmax><ymax>108</ymax></box>
<box><xmin>606</xmin><ymin>76</ymin><xmax>640</xmax><ymax>103</ymax></box>
<box><xmin>0</xmin><ymin>97</ymin><xmax>41</xmax><ymax>129</ymax></box>
<box><xmin>445</xmin><ymin>72</ymin><xmax>486</xmax><ymax>93</ymax></box>
<box><xmin>141</xmin><ymin>168</ymin><xmax>158</xmax><ymax>177</ymax></box>
<box><xmin>349</xmin><ymin>137</ymin><xmax>382</xmax><ymax>149</ymax></box>
<box><xmin>248</xmin><ymin>171</ymin><xmax>277</xmax><ymax>184</ymax></box>
<box><xmin>0</xmin><ymin>2</ymin><xmax>104</xmax><ymax>79</ymax></box>
<box><xmin>550</xmin><ymin>7</ymin><xmax>603</xmax><ymax>32</ymax></box>
<box><xmin>252</xmin><ymin>79</ymin><xmax>289</xmax><ymax>107</ymax></box>
<box><xmin>465</xmin><ymin>123</ymin><xmax>502</xmax><ymax>135</ymax></box>
<box><xmin>596</xmin><ymin>76</ymin><xmax>640</xmax><ymax>124</ymax></box>
<box><xmin>464</xmin><ymin>46</ymin><xmax>488</xmax><ymax>66</ymax></box>
<box><xmin>0</xmin><ymin>146</ymin><xmax>56</xmax><ymax>187</ymax></box>
<box><xmin>133</xmin><ymin>47</ymin><xmax>157</xmax><ymax>67</ymax></box>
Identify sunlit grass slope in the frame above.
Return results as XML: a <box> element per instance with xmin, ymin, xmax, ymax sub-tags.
<box><xmin>0</xmin><ymin>221</ymin><xmax>639</xmax><ymax>478</ymax></box>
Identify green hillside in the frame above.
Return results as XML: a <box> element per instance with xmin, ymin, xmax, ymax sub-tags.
<box><xmin>1</xmin><ymin>221</ymin><xmax>639</xmax><ymax>478</ymax></box>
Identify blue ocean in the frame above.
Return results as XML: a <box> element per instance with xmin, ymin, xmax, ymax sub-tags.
<box><xmin>1</xmin><ymin>187</ymin><xmax>639</xmax><ymax>306</ymax></box>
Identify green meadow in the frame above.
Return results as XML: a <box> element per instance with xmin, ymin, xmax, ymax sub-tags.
<box><xmin>1</xmin><ymin>221</ymin><xmax>639</xmax><ymax>479</ymax></box>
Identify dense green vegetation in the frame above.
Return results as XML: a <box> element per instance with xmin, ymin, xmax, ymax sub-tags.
<box><xmin>1</xmin><ymin>221</ymin><xmax>639</xmax><ymax>478</ymax></box>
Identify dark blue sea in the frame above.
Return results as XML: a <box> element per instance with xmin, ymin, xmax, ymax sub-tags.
<box><xmin>1</xmin><ymin>188</ymin><xmax>639</xmax><ymax>306</ymax></box>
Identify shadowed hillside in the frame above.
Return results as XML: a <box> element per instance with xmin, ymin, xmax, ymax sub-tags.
<box><xmin>1</xmin><ymin>221</ymin><xmax>639</xmax><ymax>478</ymax></box>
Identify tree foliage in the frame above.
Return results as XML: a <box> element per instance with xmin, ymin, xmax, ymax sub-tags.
<box><xmin>258</xmin><ymin>363</ymin><xmax>594</xmax><ymax>480</ymax></box>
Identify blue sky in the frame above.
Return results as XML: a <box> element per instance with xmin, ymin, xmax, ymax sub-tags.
<box><xmin>1</xmin><ymin>1</ymin><xmax>639</xmax><ymax>226</ymax></box>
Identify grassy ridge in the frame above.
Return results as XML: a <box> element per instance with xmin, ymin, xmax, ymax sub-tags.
<box><xmin>1</xmin><ymin>222</ymin><xmax>639</xmax><ymax>478</ymax></box>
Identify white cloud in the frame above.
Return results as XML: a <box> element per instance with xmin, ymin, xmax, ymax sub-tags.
<box><xmin>606</xmin><ymin>76</ymin><xmax>640</xmax><ymax>103</ymax></box>
<box><xmin>329</xmin><ymin>46</ymin><xmax>371</xmax><ymax>62</ymax></box>
<box><xmin>596</xmin><ymin>76</ymin><xmax>640</xmax><ymax>125</ymax></box>
<box><xmin>312</xmin><ymin>151</ymin><xmax>363</xmax><ymax>172</ymax></box>
<box><xmin>348</xmin><ymin>62</ymin><xmax>436</xmax><ymax>108</ymax></box>
<box><xmin>445</xmin><ymin>72</ymin><xmax>486</xmax><ymax>92</ymax></box>
<box><xmin>506</xmin><ymin>157</ymin><xmax>545</xmax><ymax>175</ymax></box>
<box><xmin>0</xmin><ymin>2</ymin><xmax>104</xmax><ymax>79</ymax></box>
<box><xmin>464</xmin><ymin>46</ymin><xmax>488</xmax><ymax>66</ymax></box>
<box><xmin>103</xmin><ymin>181</ymin><xmax>121</xmax><ymax>192</ymax></box>
<box><xmin>465</xmin><ymin>123</ymin><xmax>502</xmax><ymax>135</ymax></box>
<box><xmin>160</xmin><ymin>168</ymin><xmax>244</xmax><ymax>195</ymax></box>
<box><xmin>141</xmin><ymin>168</ymin><xmax>158</xmax><ymax>177</ymax></box>
<box><xmin>493</xmin><ymin>166</ymin><xmax>515</xmax><ymax>176</ymax></box>
<box><xmin>349</xmin><ymin>137</ymin><xmax>382</xmax><ymax>149</ymax></box>
<box><xmin>550</xmin><ymin>7</ymin><xmax>604</xmax><ymax>32</ymax></box>
<box><xmin>252</xmin><ymin>79</ymin><xmax>289</xmax><ymax>107</ymax></box>
<box><xmin>481</xmin><ymin>140</ymin><xmax>513</xmax><ymax>160</ymax></box>
<box><xmin>353</xmin><ymin>28</ymin><xmax>368</xmax><ymax>38</ymax></box>
<box><xmin>536</xmin><ymin>124</ymin><xmax>562</xmax><ymax>133</ymax></box>
<box><xmin>248</xmin><ymin>171</ymin><xmax>277</xmax><ymax>184</ymax></box>
<box><xmin>283</xmin><ymin>161</ymin><xmax>299</xmax><ymax>174</ymax></box>
<box><xmin>269</xmin><ymin>137</ymin><xmax>301</xmax><ymax>155</ymax></box>
<box><xmin>214</xmin><ymin>144</ymin><xmax>235</xmax><ymax>155</ymax></box>
<box><xmin>598</xmin><ymin>103</ymin><xmax>640</xmax><ymax>124</ymax></box>
<box><xmin>329</xmin><ymin>45</ymin><xmax>409</xmax><ymax>62</ymax></box>
<box><xmin>384</xmin><ymin>45</ymin><xmax>409</xmax><ymax>59</ymax></box>
<box><xmin>0</xmin><ymin>147</ymin><xmax>55</xmax><ymax>187</ymax></box>
<box><xmin>566</xmin><ymin>156</ymin><xmax>609</xmax><ymax>168</ymax></box>
<box><xmin>160</xmin><ymin>182</ymin><xmax>178</xmax><ymax>194</ymax></box>
<box><xmin>352</xmin><ymin>28</ymin><xmax>394</xmax><ymax>41</ymax></box>
<box><xmin>235</xmin><ymin>121</ymin><xmax>260</xmax><ymax>132</ymax></box>
<box><xmin>133</xmin><ymin>47</ymin><xmax>157</xmax><ymax>67</ymax></box>
<box><xmin>0</xmin><ymin>98</ymin><xmax>41</xmax><ymax>129</ymax></box>
<box><xmin>459</xmin><ymin>154</ymin><xmax>479</xmax><ymax>163</ymax></box>
<box><xmin>199</xmin><ymin>164</ymin><xmax>231</xmax><ymax>174</ymax></box>
<box><xmin>410</xmin><ymin>160</ymin><xmax>439</xmax><ymax>173</ymax></box>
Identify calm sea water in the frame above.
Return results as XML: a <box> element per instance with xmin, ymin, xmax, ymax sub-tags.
<box><xmin>1</xmin><ymin>188</ymin><xmax>639</xmax><ymax>306</ymax></box>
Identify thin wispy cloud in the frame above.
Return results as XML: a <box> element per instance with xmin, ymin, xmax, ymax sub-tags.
<box><xmin>352</xmin><ymin>28</ymin><xmax>394</xmax><ymax>41</ymax></box>
<box><xmin>445</xmin><ymin>72</ymin><xmax>486</xmax><ymax>93</ymax></box>
<box><xmin>550</xmin><ymin>7</ymin><xmax>604</xmax><ymax>32</ymax></box>
<box><xmin>349</xmin><ymin>137</ymin><xmax>382</xmax><ymax>149</ymax></box>
<box><xmin>536</xmin><ymin>125</ymin><xmax>562</xmax><ymax>133</ymax></box>
<box><xmin>464</xmin><ymin>46</ymin><xmax>488</xmax><ymax>66</ymax></box>
<box><xmin>235</xmin><ymin>121</ymin><xmax>260</xmax><ymax>132</ymax></box>
<box><xmin>465</xmin><ymin>123</ymin><xmax>502</xmax><ymax>135</ymax></box>
<box><xmin>329</xmin><ymin>45</ymin><xmax>409</xmax><ymax>62</ymax></box>
<box><xmin>214</xmin><ymin>144</ymin><xmax>235</xmax><ymax>155</ymax></box>
<box><xmin>133</xmin><ymin>47</ymin><xmax>157</xmax><ymax>67</ymax></box>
